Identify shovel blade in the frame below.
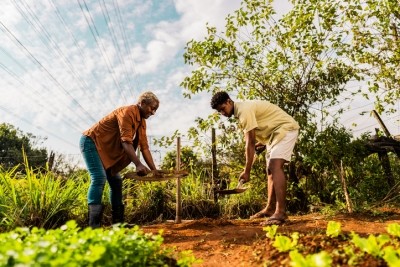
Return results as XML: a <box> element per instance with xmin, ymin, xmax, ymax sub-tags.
<box><xmin>215</xmin><ymin>188</ymin><xmax>248</xmax><ymax>195</ymax></box>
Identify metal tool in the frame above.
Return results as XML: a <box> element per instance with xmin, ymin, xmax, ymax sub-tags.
<box><xmin>215</xmin><ymin>178</ymin><xmax>248</xmax><ymax>195</ymax></box>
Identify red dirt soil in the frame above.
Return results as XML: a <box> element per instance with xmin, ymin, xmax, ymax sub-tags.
<box><xmin>142</xmin><ymin>210</ymin><xmax>400</xmax><ymax>267</ymax></box>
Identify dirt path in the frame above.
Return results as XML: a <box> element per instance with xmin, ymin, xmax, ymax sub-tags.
<box><xmin>141</xmin><ymin>212</ymin><xmax>400</xmax><ymax>267</ymax></box>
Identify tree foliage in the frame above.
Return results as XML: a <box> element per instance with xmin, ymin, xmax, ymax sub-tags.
<box><xmin>182</xmin><ymin>0</ymin><xmax>356</xmax><ymax>126</ymax></box>
<box><xmin>161</xmin><ymin>146</ymin><xmax>200</xmax><ymax>170</ymax></box>
<box><xmin>175</xmin><ymin>0</ymin><xmax>400</xmax><ymax>209</ymax></box>
<box><xmin>342</xmin><ymin>0</ymin><xmax>400</xmax><ymax>112</ymax></box>
<box><xmin>0</xmin><ymin>123</ymin><xmax>48</xmax><ymax>171</ymax></box>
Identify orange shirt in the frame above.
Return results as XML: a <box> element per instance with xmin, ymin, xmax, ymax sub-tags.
<box><xmin>83</xmin><ymin>105</ymin><xmax>149</xmax><ymax>174</ymax></box>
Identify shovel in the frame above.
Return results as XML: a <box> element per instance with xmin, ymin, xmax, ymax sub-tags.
<box><xmin>215</xmin><ymin>179</ymin><xmax>248</xmax><ymax>195</ymax></box>
<box><xmin>214</xmin><ymin>145</ymin><xmax>262</xmax><ymax>196</ymax></box>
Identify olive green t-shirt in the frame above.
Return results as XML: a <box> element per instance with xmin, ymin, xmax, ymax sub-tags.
<box><xmin>234</xmin><ymin>100</ymin><xmax>299</xmax><ymax>146</ymax></box>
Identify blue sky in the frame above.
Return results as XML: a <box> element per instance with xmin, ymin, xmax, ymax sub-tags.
<box><xmin>0</xmin><ymin>0</ymin><xmax>398</xmax><ymax>167</ymax></box>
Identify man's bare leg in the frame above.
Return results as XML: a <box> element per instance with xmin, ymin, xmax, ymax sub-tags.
<box><xmin>268</xmin><ymin>158</ymin><xmax>287</xmax><ymax>220</ymax></box>
<box><xmin>250</xmin><ymin>171</ymin><xmax>276</xmax><ymax>219</ymax></box>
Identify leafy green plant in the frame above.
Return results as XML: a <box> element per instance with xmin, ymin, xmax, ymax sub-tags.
<box><xmin>289</xmin><ymin>250</ymin><xmax>332</xmax><ymax>267</ymax></box>
<box><xmin>351</xmin><ymin>232</ymin><xmax>391</xmax><ymax>257</ymax></box>
<box><xmin>387</xmin><ymin>223</ymin><xmax>400</xmax><ymax>238</ymax></box>
<box><xmin>326</xmin><ymin>221</ymin><xmax>341</xmax><ymax>238</ymax></box>
<box><xmin>262</xmin><ymin>221</ymin><xmax>400</xmax><ymax>266</ymax></box>
<box><xmin>263</xmin><ymin>225</ymin><xmax>279</xmax><ymax>239</ymax></box>
<box><xmin>382</xmin><ymin>246</ymin><xmax>400</xmax><ymax>267</ymax></box>
<box><xmin>343</xmin><ymin>245</ymin><xmax>360</xmax><ymax>266</ymax></box>
<box><xmin>273</xmin><ymin>232</ymin><xmax>299</xmax><ymax>252</ymax></box>
<box><xmin>0</xmin><ymin>220</ymin><xmax>198</xmax><ymax>267</ymax></box>
<box><xmin>0</xmin><ymin>156</ymin><xmax>85</xmax><ymax>230</ymax></box>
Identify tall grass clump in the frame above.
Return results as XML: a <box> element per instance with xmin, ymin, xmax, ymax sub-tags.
<box><xmin>179</xmin><ymin>169</ymin><xmax>219</xmax><ymax>218</ymax></box>
<box><xmin>124</xmin><ymin>178</ymin><xmax>175</xmax><ymax>223</ymax></box>
<box><xmin>0</xmin><ymin>155</ymin><xmax>86</xmax><ymax>231</ymax></box>
<box><xmin>119</xmin><ymin>168</ymin><xmax>269</xmax><ymax>222</ymax></box>
<box><xmin>217</xmin><ymin>180</ymin><xmax>259</xmax><ymax>219</ymax></box>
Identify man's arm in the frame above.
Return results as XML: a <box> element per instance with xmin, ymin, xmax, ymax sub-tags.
<box><xmin>239</xmin><ymin>129</ymin><xmax>256</xmax><ymax>182</ymax></box>
<box><xmin>141</xmin><ymin>148</ymin><xmax>157</xmax><ymax>171</ymax></box>
<box><xmin>122</xmin><ymin>142</ymin><xmax>149</xmax><ymax>175</ymax></box>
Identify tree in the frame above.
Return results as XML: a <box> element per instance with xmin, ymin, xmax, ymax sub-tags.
<box><xmin>180</xmin><ymin>0</ymin><xmax>358</xmax><ymax>206</ymax></box>
<box><xmin>342</xmin><ymin>0</ymin><xmax>400</xmax><ymax>113</ymax></box>
<box><xmin>181</xmin><ymin>0</ymin><xmax>356</xmax><ymax>127</ymax></box>
<box><xmin>175</xmin><ymin>0</ymin><xmax>400</xmax><ymax>211</ymax></box>
<box><xmin>0</xmin><ymin>123</ymin><xmax>48</xmax><ymax>171</ymax></box>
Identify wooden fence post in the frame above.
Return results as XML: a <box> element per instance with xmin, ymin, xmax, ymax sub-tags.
<box><xmin>175</xmin><ymin>137</ymin><xmax>182</xmax><ymax>223</ymax></box>
<box><xmin>211</xmin><ymin>128</ymin><xmax>218</xmax><ymax>203</ymax></box>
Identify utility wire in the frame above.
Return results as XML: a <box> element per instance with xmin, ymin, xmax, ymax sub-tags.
<box><xmin>0</xmin><ymin>46</ymin><xmax>87</xmax><ymax>130</ymax></box>
<box><xmin>0</xmin><ymin>105</ymin><xmax>78</xmax><ymax>148</ymax></box>
<box><xmin>0</xmin><ymin>21</ymin><xmax>97</xmax><ymax>125</ymax></box>
<box><xmin>0</xmin><ymin>61</ymin><xmax>83</xmax><ymax>132</ymax></box>
<box><xmin>12</xmin><ymin>0</ymin><xmax>108</xmax><ymax>122</ymax></box>
<box><xmin>47</xmin><ymin>0</ymin><xmax>118</xmax><ymax>107</ymax></box>
<box><xmin>98</xmin><ymin>0</ymin><xmax>135</xmax><ymax>98</ymax></box>
<box><xmin>112</xmin><ymin>0</ymin><xmax>140</xmax><ymax>93</ymax></box>
<box><xmin>77</xmin><ymin>0</ymin><xmax>128</xmax><ymax>103</ymax></box>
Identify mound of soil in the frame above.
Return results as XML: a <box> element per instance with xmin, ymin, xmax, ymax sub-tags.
<box><xmin>141</xmin><ymin>210</ymin><xmax>400</xmax><ymax>267</ymax></box>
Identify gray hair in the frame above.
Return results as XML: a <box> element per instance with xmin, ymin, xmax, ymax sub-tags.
<box><xmin>137</xmin><ymin>91</ymin><xmax>159</xmax><ymax>105</ymax></box>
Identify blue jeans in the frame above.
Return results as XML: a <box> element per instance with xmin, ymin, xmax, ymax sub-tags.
<box><xmin>80</xmin><ymin>135</ymin><xmax>123</xmax><ymax>206</ymax></box>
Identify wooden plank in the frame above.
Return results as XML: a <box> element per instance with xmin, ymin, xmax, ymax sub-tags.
<box><xmin>371</xmin><ymin>110</ymin><xmax>392</xmax><ymax>137</ymax></box>
<box><xmin>124</xmin><ymin>170</ymin><xmax>188</xmax><ymax>181</ymax></box>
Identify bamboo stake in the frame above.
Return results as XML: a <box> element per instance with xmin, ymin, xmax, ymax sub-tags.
<box><xmin>340</xmin><ymin>160</ymin><xmax>353</xmax><ymax>213</ymax></box>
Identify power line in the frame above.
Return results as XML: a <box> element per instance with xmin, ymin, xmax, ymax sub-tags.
<box><xmin>112</xmin><ymin>0</ymin><xmax>140</xmax><ymax>93</ymax></box>
<box><xmin>0</xmin><ymin>105</ymin><xmax>77</xmax><ymax>148</ymax></box>
<box><xmin>98</xmin><ymin>0</ymin><xmax>136</xmax><ymax>98</ymax></box>
<box><xmin>47</xmin><ymin>0</ymin><xmax>118</xmax><ymax>107</ymax></box>
<box><xmin>0</xmin><ymin>60</ymin><xmax>83</xmax><ymax>132</ymax></box>
<box><xmin>77</xmin><ymin>0</ymin><xmax>128</xmax><ymax>103</ymax></box>
<box><xmin>14</xmin><ymin>0</ymin><xmax>112</xmax><ymax>110</ymax></box>
<box><xmin>11</xmin><ymin>0</ymin><xmax>115</xmax><ymax>126</ymax></box>
<box><xmin>0</xmin><ymin>20</ymin><xmax>97</xmax><ymax>125</ymax></box>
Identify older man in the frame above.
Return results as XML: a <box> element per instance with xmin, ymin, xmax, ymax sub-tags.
<box><xmin>80</xmin><ymin>91</ymin><xmax>160</xmax><ymax>228</ymax></box>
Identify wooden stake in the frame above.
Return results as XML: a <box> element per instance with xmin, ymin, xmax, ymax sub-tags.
<box><xmin>212</xmin><ymin>128</ymin><xmax>218</xmax><ymax>203</ymax></box>
<box><xmin>175</xmin><ymin>137</ymin><xmax>182</xmax><ymax>223</ymax></box>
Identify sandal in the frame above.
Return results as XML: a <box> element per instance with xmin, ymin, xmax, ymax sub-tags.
<box><xmin>249</xmin><ymin>210</ymin><xmax>273</xmax><ymax>219</ymax></box>
<box><xmin>260</xmin><ymin>216</ymin><xmax>288</xmax><ymax>226</ymax></box>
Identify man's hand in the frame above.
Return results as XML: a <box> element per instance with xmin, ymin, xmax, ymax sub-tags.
<box><xmin>152</xmin><ymin>169</ymin><xmax>161</xmax><ymax>177</ymax></box>
<box><xmin>255</xmin><ymin>143</ymin><xmax>266</xmax><ymax>155</ymax></box>
<box><xmin>136</xmin><ymin>163</ymin><xmax>150</xmax><ymax>176</ymax></box>
<box><xmin>239</xmin><ymin>171</ymin><xmax>250</xmax><ymax>184</ymax></box>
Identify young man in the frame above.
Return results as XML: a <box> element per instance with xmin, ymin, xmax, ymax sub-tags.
<box><xmin>80</xmin><ymin>91</ymin><xmax>160</xmax><ymax>228</ymax></box>
<box><xmin>211</xmin><ymin>91</ymin><xmax>299</xmax><ymax>225</ymax></box>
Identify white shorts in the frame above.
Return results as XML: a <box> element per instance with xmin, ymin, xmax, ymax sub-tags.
<box><xmin>265</xmin><ymin>130</ymin><xmax>299</xmax><ymax>165</ymax></box>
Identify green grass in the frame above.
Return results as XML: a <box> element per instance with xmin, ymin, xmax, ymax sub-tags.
<box><xmin>0</xmin><ymin>156</ymin><xmax>86</xmax><ymax>230</ymax></box>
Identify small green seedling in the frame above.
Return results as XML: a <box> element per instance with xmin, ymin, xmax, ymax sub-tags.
<box><xmin>273</xmin><ymin>232</ymin><xmax>299</xmax><ymax>252</ymax></box>
<box><xmin>326</xmin><ymin>221</ymin><xmax>341</xmax><ymax>238</ymax></box>
<box><xmin>290</xmin><ymin>250</ymin><xmax>332</xmax><ymax>267</ymax></box>
<box><xmin>263</xmin><ymin>225</ymin><xmax>279</xmax><ymax>239</ymax></box>
<box><xmin>387</xmin><ymin>223</ymin><xmax>400</xmax><ymax>238</ymax></box>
